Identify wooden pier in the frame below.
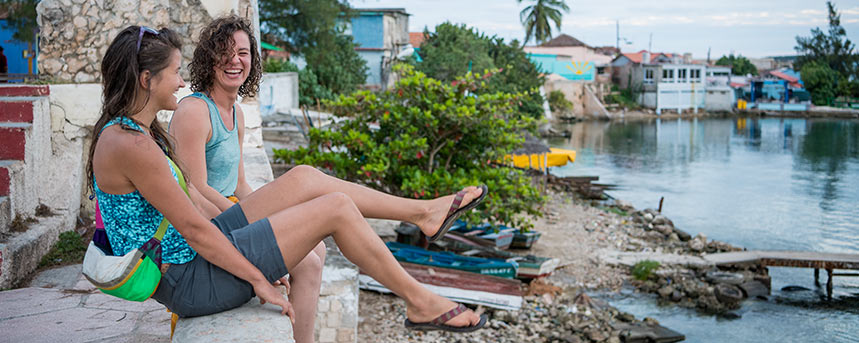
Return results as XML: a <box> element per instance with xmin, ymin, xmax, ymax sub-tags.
<box><xmin>704</xmin><ymin>251</ymin><xmax>859</xmax><ymax>300</ymax></box>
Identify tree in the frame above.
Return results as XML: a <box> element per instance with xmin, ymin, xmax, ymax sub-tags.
<box><xmin>414</xmin><ymin>23</ymin><xmax>545</xmax><ymax>119</ymax></box>
<box><xmin>414</xmin><ymin>23</ymin><xmax>495</xmax><ymax>82</ymax></box>
<box><xmin>273</xmin><ymin>65</ymin><xmax>544</xmax><ymax>228</ymax></box>
<box><xmin>794</xmin><ymin>1</ymin><xmax>857</xmax><ymax>78</ymax></box>
<box><xmin>715</xmin><ymin>54</ymin><xmax>758</xmax><ymax>76</ymax></box>
<box><xmin>259</xmin><ymin>0</ymin><xmax>352</xmax><ymax>54</ymax></box>
<box><xmin>518</xmin><ymin>0</ymin><xmax>569</xmax><ymax>45</ymax></box>
<box><xmin>801</xmin><ymin>60</ymin><xmax>839</xmax><ymax>105</ymax></box>
<box><xmin>303</xmin><ymin>33</ymin><xmax>368</xmax><ymax>97</ymax></box>
<box><xmin>0</xmin><ymin>0</ymin><xmax>39</xmax><ymax>44</ymax></box>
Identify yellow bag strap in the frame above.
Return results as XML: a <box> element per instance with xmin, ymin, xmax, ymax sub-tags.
<box><xmin>153</xmin><ymin>157</ymin><xmax>190</xmax><ymax>242</ymax></box>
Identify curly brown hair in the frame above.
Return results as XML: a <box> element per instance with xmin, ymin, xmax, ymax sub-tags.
<box><xmin>190</xmin><ymin>15</ymin><xmax>262</xmax><ymax>97</ymax></box>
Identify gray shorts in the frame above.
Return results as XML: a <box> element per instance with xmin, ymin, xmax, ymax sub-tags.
<box><xmin>152</xmin><ymin>204</ymin><xmax>288</xmax><ymax>317</ymax></box>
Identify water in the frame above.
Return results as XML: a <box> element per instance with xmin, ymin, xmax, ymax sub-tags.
<box><xmin>549</xmin><ymin>117</ymin><xmax>859</xmax><ymax>342</ymax></box>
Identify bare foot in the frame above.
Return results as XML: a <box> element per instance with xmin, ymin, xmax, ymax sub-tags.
<box><xmin>415</xmin><ymin>186</ymin><xmax>485</xmax><ymax>237</ymax></box>
<box><xmin>406</xmin><ymin>295</ymin><xmax>481</xmax><ymax>327</ymax></box>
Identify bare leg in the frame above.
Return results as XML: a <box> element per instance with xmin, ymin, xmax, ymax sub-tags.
<box><xmin>288</xmin><ymin>242</ymin><xmax>325</xmax><ymax>343</ymax></box>
<box><xmin>240</xmin><ymin>165</ymin><xmax>484</xmax><ymax>237</ymax></box>
<box><xmin>267</xmin><ymin>192</ymin><xmax>481</xmax><ymax>327</ymax></box>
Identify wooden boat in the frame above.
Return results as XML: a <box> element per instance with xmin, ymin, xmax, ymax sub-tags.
<box><xmin>386</xmin><ymin>242</ymin><xmax>518</xmax><ymax>279</ymax></box>
<box><xmin>359</xmin><ymin>262</ymin><xmax>523</xmax><ymax>311</ymax></box>
<box><xmin>449</xmin><ymin>221</ymin><xmax>515</xmax><ymax>249</ymax></box>
<box><xmin>442</xmin><ymin>234</ymin><xmax>560</xmax><ymax>280</ymax></box>
<box><xmin>511</xmin><ymin>230</ymin><xmax>543</xmax><ymax>249</ymax></box>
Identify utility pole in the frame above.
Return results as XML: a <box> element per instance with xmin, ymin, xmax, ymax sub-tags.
<box><xmin>616</xmin><ymin>20</ymin><xmax>620</xmax><ymax>53</ymax></box>
<box><xmin>648</xmin><ymin>33</ymin><xmax>653</xmax><ymax>53</ymax></box>
<box><xmin>707</xmin><ymin>47</ymin><xmax>711</xmax><ymax>65</ymax></box>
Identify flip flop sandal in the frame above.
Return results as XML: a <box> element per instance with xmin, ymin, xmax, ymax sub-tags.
<box><xmin>427</xmin><ymin>184</ymin><xmax>488</xmax><ymax>242</ymax></box>
<box><xmin>404</xmin><ymin>303</ymin><xmax>488</xmax><ymax>332</ymax></box>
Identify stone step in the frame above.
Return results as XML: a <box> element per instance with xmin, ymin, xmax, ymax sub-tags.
<box><xmin>0</xmin><ymin>209</ymin><xmax>76</xmax><ymax>289</ymax></box>
<box><xmin>0</xmin><ymin>101</ymin><xmax>35</xmax><ymax>123</ymax></box>
<box><xmin>0</xmin><ymin>123</ymin><xmax>31</xmax><ymax>161</ymax></box>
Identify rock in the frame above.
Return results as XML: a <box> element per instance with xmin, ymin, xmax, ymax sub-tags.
<box><xmin>562</xmin><ymin>333</ymin><xmax>582</xmax><ymax>343</ymax></box>
<box><xmin>668</xmin><ymin>233</ymin><xmax>680</xmax><ymax>241</ymax></box>
<box><xmin>705</xmin><ymin>271</ymin><xmax>745</xmax><ymax>285</ymax></box>
<box><xmin>643</xmin><ymin>213</ymin><xmax>654</xmax><ymax>222</ymax></box>
<box><xmin>616</xmin><ymin>312</ymin><xmax>635</xmax><ymax>322</ymax></box>
<box><xmin>654</xmin><ymin>225</ymin><xmax>673</xmax><ymax>236</ymax></box>
<box><xmin>673</xmin><ymin>228</ymin><xmax>692</xmax><ymax>241</ymax></box>
<box><xmin>651</xmin><ymin>215</ymin><xmax>672</xmax><ymax>226</ymax></box>
<box><xmin>657</xmin><ymin>286</ymin><xmax>674</xmax><ymax>299</ymax></box>
<box><xmin>714</xmin><ymin>283</ymin><xmax>744</xmax><ymax>304</ymax></box>
<box><xmin>688</xmin><ymin>235</ymin><xmax>706</xmax><ymax>252</ymax></box>
<box><xmin>671</xmin><ymin>290</ymin><xmax>684</xmax><ymax>302</ymax></box>
<box><xmin>586</xmin><ymin>329</ymin><xmax>608</xmax><ymax>342</ymax></box>
<box><xmin>645</xmin><ymin>231</ymin><xmax>664</xmax><ymax>241</ymax></box>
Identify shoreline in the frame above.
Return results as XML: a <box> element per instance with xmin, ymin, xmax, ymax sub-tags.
<box><xmin>358</xmin><ymin>185</ymin><xmax>768</xmax><ymax>342</ymax></box>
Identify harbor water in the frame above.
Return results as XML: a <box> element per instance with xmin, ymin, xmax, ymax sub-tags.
<box><xmin>549</xmin><ymin>117</ymin><xmax>859</xmax><ymax>342</ymax></box>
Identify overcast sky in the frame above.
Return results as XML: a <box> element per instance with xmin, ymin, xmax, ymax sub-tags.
<box><xmin>349</xmin><ymin>0</ymin><xmax>859</xmax><ymax>59</ymax></box>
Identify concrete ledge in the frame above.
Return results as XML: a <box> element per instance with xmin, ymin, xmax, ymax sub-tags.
<box><xmin>0</xmin><ymin>210</ymin><xmax>76</xmax><ymax>288</ymax></box>
<box><xmin>173</xmin><ymin>297</ymin><xmax>295</xmax><ymax>343</ymax></box>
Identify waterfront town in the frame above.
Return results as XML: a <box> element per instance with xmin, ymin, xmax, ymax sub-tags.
<box><xmin>0</xmin><ymin>0</ymin><xmax>858</xmax><ymax>342</ymax></box>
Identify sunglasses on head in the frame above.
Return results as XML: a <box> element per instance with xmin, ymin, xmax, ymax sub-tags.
<box><xmin>136</xmin><ymin>26</ymin><xmax>159</xmax><ymax>53</ymax></box>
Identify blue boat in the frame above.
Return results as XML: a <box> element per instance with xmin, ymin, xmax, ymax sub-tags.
<box><xmin>386</xmin><ymin>242</ymin><xmax>518</xmax><ymax>279</ymax></box>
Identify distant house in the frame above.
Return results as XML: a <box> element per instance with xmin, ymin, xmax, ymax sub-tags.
<box><xmin>0</xmin><ymin>10</ymin><xmax>39</xmax><ymax>79</ymax></box>
<box><xmin>524</xmin><ymin>34</ymin><xmax>615</xmax><ymax>82</ymax></box>
<box><xmin>347</xmin><ymin>8</ymin><xmax>410</xmax><ymax>89</ymax></box>
<box><xmin>611</xmin><ymin>51</ymin><xmax>709</xmax><ymax>114</ymax></box>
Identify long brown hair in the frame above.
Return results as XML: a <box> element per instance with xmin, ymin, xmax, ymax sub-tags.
<box><xmin>189</xmin><ymin>15</ymin><xmax>262</xmax><ymax>97</ymax></box>
<box><xmin>86</xmin><ymin>26</ymin><xmax>184</xmax><ymax>193</ymax></box>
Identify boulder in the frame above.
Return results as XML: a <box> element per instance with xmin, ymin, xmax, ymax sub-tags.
<box><xmin>173</xmin><ymin>297</ymin><xmax>295</xmax><ymax>343</ymax></box>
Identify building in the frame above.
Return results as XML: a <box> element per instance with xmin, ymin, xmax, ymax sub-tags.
<box><xmin>347</xmin><ymin>8</ymin><xmax>410</xmax><ymax>89</ymax></box>
<box><xmin>524</xmin><ymin>34</ymin><xmax>615</xmax><ymax>82</ymax></box>
<box><xmin>611</xmin><ymin>51</ymin><xmax>709</xmax><ymax>114</ymax></box>
<box><xmin>0</xmin><ymin>9</ymin><xmax>39</xmax><ymax>80</ymax></box>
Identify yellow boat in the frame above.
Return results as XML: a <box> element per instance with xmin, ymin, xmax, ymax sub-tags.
<box><xmin>507</xmin><ymin>148</ymin><xmax>576</xmax><ymax>171</ymax></box>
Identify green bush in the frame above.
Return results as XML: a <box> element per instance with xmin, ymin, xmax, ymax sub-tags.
<box><xmin>548</xmin><ymin>90</ymin><xmax>572</xmax><ymax>114</ymax></box>
<box><xmin>631</xmin><ymin>260</ymin><xmax>661</xmax><ymax>281</ymax></box>
<box><xmin>273</xmin><ymin>64</ymin><xmax>545</xmax><ymax>228</ymax></box>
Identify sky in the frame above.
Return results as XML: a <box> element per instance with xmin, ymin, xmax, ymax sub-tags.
<box><xmin>349</xmin><ymin>0</ymin><xmax>859</xmax><ymax>60</ymax></box>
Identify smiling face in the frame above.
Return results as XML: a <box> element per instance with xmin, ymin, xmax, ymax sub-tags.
<box><xmin>213</xmin><ymin>30</ymin><xmax>251</xmax><ymax>92</ymax></box>
<box><xmin>149</xmin><ymin>49</ymin><xmax>186</xmax><ymax>111</ymax></box>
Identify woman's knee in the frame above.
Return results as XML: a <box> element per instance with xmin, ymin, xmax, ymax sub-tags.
<box><xmin>322</xmin><ymin>192</ymin><xmax>361</xmax><ymax>222</ymax></box>
<box><xmin>283</xmin><ymin>164</ymin><xmax>321</xmax><ymax>182</ymax></box>
<box><xmin>291</xmin><ymin>252</ymin><xmax>323</xmax><ymax>280</ymax></box>
<box><xmin>313</xmin><ymin>241</ymin><xmax>326</xmax><ymax>263</ymax></box>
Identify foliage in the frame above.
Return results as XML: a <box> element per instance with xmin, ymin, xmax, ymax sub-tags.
<box><xmin>259</xmin><ymin>0</ymin><xmax>352</xmax><ymax>54</ymax></box>
<box><xmin>0</xmin><ymin>0</ymin><xmax>38</xmax><ymax>44</ymax></box>
<box><xmin>302</xmin><ymin>33</ymin><xmax>368</xmax><ymax>96</ymax></box>
<box><xmin>715</xmin><ymin>54</ymin><xmax>758</xmax><ymax>76</ymax></box>
<box><xmin>631</xmin><ymin>260</ymin><xmax>660</xmax><ymax>281</ymax></box>
<box><xmin>273</xmin><ymin>64</ymin><xmax>544</xmax><ymax>228</ymax></box>
<box><xmin>517</xmin><ymin>0</ymin><xmax>569</xmax><ymax>45</ymax></box>
<box><xmin>794</xmin><ymin>1</ymin><xmax>857</xmax><ymax>78</ymax></box>
<box><xmin>39</xmin><ymin>231</ymin><xmax>87</xmax><ymax>268</ymax></box>
<box><xmin>415</xmin><ymin>23</ymin><xmax>545</xmax><ymax>119</ymax></box>
<box><xmin>801</xmin><ymin>60</ymin><xmax>839</xmax><ymax>106</ymax></box>
<box><xmin>263</xmin><ymin>59</ymin><xmax>333</xmax><ymax>107</ymax></box>
<box><xmin>605</xmin><ymin>85</ymin><xmax>641</xmax><ymax>110</ymax></box>
<box><xmin>414</xmin><ymin>23</ymin><xmax>495</xmax><ymax>82</ymax></box>
<box><xmin>548</xmin><ymin>90</ymin><xmax>572</xmax><ymax>114</ymax></box>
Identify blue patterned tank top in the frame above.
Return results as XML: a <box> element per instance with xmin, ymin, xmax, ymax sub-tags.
<box><xmin>94</xmin><ymin>117</ymin><xmax>197</xmax><ymax>264</ymax></box>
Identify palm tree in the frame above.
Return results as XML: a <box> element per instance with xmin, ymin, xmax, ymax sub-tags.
<box><xmin>518</xmin><ymin>0</ymin><xmax>570</xmax><ymax>45</ymax></box>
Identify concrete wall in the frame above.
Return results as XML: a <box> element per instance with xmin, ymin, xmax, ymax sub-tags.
<box><xmin>357</xmin><ymin>50</ymin><xmax>384</xmax><ymax>88</ymax></box>
<box><xmin>524</xmin><ymin>46</ymin><xmax>614</xmax><ymax>66</ymax></box>
<box><xmin>350</xmin><ymin>15</ymin><xmax>384</xmax><ymax>49</ymax></box>
<box><xmin>705</xmin><ymin>87</ymin><xmax>735</xmax><ymax>111</ymax></box>
<box><xmin>259</xmin><ymin>72</ymin><xmax>299</xmax><ymax>116</ymax></box>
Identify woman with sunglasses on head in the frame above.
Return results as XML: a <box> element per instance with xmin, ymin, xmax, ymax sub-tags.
<box><xmin>95</xmin><ymin>23</ymin><xmax>487</xmax><ymax>335</ymax></box>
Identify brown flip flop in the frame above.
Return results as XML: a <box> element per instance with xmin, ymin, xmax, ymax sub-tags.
<box><xmin>404</xmin><ymin>303</ymin><xmax>487</xmax><ymax>332</ymax></box>
<box><xmin>427</xmin><ymin>185</ymin><xmax>488</xmax><ymax>242</ymax></box>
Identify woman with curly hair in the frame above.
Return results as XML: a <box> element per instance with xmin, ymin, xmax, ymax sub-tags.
<box><xmin>169</xmin><ymin>15</ymin><xmax>488</xmax><ymax>340</ymax></box>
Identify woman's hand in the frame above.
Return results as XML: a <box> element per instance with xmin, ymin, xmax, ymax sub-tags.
<box><xmin>253</xmin><ymin>280</ymin><xmax>295</xmax><ymax>323</ymax></box>
<box><xmin>273</xmin><ymin>276</ymin><xmax>290</xmax><ymax>295</ymax></box>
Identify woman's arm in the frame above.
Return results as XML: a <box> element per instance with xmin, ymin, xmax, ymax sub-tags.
<box><xmin>233</xmin><ymin>105</ymin><xmax>253</xmax><ymax>200</ymax></box>
<box><xmin>188</xmin><ymin>183</ymin><xmax>221</xmax><ymax>219</ymax></box>
<box><xmin>170</xmin><ymin>99</ymin><xmax>235</xmax><ymax>211</ymax></box>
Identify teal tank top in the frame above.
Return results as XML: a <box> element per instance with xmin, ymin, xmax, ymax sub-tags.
<box><xmin>94</xmin><ymin>117</ymin><xmax>197</xmax><ymax>264</ymax></box>
<box><xmin>178</xmin><ymin>92</ymin><xmax>240</xmax><ymax>196</ymax></box>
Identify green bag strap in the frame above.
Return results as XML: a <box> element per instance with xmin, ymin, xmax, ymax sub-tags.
<box><xmin>152</xmin><ymin>157</ymin><xmax>190</xmax><ymax>242</ymax></box>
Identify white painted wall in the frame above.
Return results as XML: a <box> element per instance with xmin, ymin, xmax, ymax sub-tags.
<box><xmin>259</xmin><ymin>72</ymin><xmax>299</xmax><ymax>116</ymax></box>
